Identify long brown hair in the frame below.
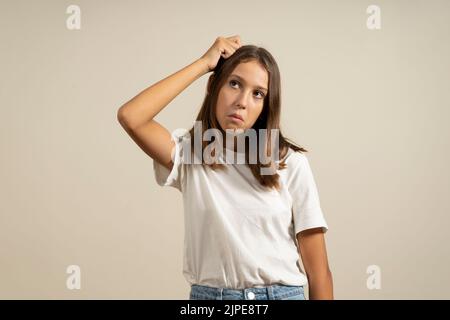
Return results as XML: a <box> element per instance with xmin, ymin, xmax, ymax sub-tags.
<box><xmin>187</xmin><ymin>45</ymin><xmax>307</xmax><ymax>191</ymax></box>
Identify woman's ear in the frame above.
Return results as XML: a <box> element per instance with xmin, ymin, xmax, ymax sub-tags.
<box><xmin>206</xmin><ymin>74</ymin><xmax>215</xmax><ymax>95</ymax></box>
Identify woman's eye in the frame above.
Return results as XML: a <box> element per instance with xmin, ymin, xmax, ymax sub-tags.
<box><xmin>229</xmin><ymin>80</ymin><xmax>239</xmax><ymax>88</ymax></box>
<box><xmin>255</xmin><ymin>91</ymin><xmax>264</xmax><ymax>99</ymax></box>
<box><xmin>229</xmin><ymin>80</ymin><xmax>265</xmax><ymax>99</ymax></box>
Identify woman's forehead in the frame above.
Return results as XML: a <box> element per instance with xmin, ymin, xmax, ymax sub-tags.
<box><xmin>229</xmin><ymin>61</ymin><xmax>269</xmax><ymax>90</ymax></box>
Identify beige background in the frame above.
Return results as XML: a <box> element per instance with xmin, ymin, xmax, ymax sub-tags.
<box><xmin>1</xmin><ymin>0</ymin><xmax>449</xmax><ymax>299</ymax></box>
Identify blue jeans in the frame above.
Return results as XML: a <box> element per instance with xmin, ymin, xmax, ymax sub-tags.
<box><xmin>189</xmin><ymin>284</ymin><xmax>306</xmax><ymax>300</ymax></box>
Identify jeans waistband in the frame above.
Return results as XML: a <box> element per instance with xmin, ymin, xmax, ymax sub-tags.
<box><xmin>190</xmin><ymin>284</ymin><xmax>305</xmax><ymax>300</ymax></box>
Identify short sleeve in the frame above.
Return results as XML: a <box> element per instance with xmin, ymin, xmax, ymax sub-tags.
<box><xmin>286</xmin><ymin>152</ymin><xmax>328</xmax><ymax>236</ymax></box>
<box><xmin>152</xmin><ymin>128</ymin><xmax>188</xmax><ymax>192</ymax></box>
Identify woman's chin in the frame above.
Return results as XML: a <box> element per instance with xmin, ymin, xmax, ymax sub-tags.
<box><xmin>224</xmin><ymin>126</ymin><xmax>245</xmax><ymax>133</ymax></box>
<box><xmin>223</xmin><ymin>121</ymin><xmax>244</xmax><ymax>130</ymax></box>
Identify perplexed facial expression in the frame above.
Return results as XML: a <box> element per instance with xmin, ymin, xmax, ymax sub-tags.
<box><xmin>215</xmin><ymin>60</ymin><xmax>269</xmax><ymax>132</ymax></box>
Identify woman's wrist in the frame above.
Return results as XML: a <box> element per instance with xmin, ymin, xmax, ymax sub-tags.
<box><xmin>195</xmin><ymin>57</ymin><xmax>211</xmax><ymax>75</ymax></box>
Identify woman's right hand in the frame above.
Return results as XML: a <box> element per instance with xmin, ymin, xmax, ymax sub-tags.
<box><xmin>200</xmin><ymin>35</ymin><xmax>242</xmax><ymax>72</ymax></box>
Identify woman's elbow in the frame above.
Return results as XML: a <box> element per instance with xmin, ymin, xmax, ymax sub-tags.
<box><xmin>117</xmin><ymin>105</ymin><xmax>134</xmax><ymax>130</ymax></box>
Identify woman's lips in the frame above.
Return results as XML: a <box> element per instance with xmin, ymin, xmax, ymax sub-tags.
<box><xmin>228</xmin><ymin>115</ymin><xmax>244</xmax><ymax>122</ymax></box>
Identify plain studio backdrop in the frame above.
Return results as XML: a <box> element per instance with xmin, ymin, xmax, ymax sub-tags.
<box><xmin>1</xmin><ymin>0</ymin><xmax>449</xmax><ymax>299</ymax></box>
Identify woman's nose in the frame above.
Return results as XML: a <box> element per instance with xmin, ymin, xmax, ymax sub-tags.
<box><xmin>236</xmin><ymin>92</ymin><xmax>250</xmax><ymax>109</ymax></box>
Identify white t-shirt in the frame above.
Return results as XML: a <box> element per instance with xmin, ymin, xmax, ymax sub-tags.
<box><xmin>153</xmin><ymin>129</ymin><xmax>329</xmax><ymax>289</ymax></box>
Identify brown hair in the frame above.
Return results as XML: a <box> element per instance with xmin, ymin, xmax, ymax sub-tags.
<box><xmin>187</xmin><ymin>45</ymin><xmax>307</xmax><ymax>191</ymax></box>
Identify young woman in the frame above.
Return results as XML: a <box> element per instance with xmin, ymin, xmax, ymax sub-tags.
<box><xmin>117</xmin><ymin>35</ymin><xmax>333</xmax><ymax>300</ymax></box>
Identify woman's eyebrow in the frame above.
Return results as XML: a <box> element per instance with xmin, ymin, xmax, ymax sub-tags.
<box><xmin>230</xmin><ymin>74</ymin><xmax>268</xmax><ymax>92</ymax></box>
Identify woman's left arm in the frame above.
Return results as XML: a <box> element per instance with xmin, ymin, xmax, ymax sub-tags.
<box><xmin>297</xmin><ymin>227</ymin><xmax>334</xmax><ymax>300</ymax></box>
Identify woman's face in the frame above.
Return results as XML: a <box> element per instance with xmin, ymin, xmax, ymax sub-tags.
<box><xmin>215</xmin><ymin>60</ymin><xmax>269</xmax><ymax>132</ymax></box>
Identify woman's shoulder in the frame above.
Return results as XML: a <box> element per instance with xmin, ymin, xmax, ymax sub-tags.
<box><xmin>171</xmin><ymin>128</ymin><xmax>191</xmax><ymax>142</ymax></box>
<box><xmin>280</xmin><ymin>147</ymin><xmax>308</xmax><ymax>167</ymax></box>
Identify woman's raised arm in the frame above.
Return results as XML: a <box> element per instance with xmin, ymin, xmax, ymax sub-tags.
<box><xmin>117</xmin><ymin>36</ymin><xmax>241</xmax><ymax>170</ymax></box>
